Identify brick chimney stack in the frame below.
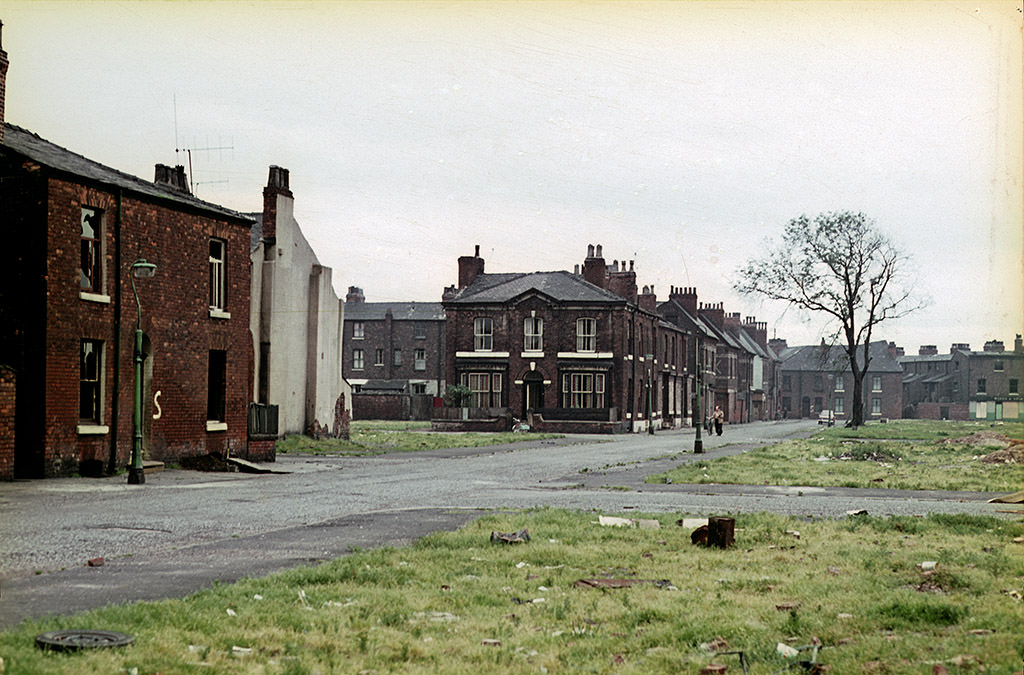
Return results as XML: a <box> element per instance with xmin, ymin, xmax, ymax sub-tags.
<box><xmin>0</xmin><ymin>21</ymin><xmax>8</xmax><ymax>145</ymax></box>
<box><xmin>345</xmin><ymin>286</ymin><xmax>364</xmax><ymax>304</ymax></box>
<box><xmin>582</xmin><ymin>243</ymin><xmax>607</xmax><ymax>290</ymax></box>
<box><xmin>983</xmin><ymin>339</ymin><xmax>1005</xmax><ymax>352</ymax></box>
<box><xmin>638</xmin><ymin>285</ymin><xmax>657</xmax><ymax>312</ymax></box>
<box><xmin>918</xmin><ymin>345</ymin><xmax>938</xmax><ymax>356</ymax></box>
<box><xmin>768</xmin><ymin>338</ymin><xmax>788</xmax><ymax>356</ymax></box>
<box><xmin>1015</xmin><ymin>334</ymin><xmax>1022</xmax><ymax>353</ymax></box>
<box><xmin>669</xmin><ymin>286</ymin><xmax>698</xmax><ymax>315</ymax></box>
<box><xmin>457</xmin><ymin>245</ymin><xmax>485</xmax><ymax>289</ymax></box>
<box><xmin>606</xmin><ymin>257</ymin><xmax>637</xmax><ymax>303</ymax></box>
<box><xmin>261</xmin><ymin>165</ymin><xmax>292</xmax><ymax>247</ymax></box>
<box><xmin>698</xmin><ymin>301</ymin><xmax>725</xmax><ymax>331</ymax></box>
<box><xmin>743</xmin><ymin>316</ymin><xmax>769</xmax><ymax>351</ymax></box>
<box><xmin>154</xmin><ymin>164</ymin><xmax>191</xmax><ymax>194</ymax></box>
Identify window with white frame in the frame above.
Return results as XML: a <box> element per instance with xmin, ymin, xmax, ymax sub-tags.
<box><xmin>834</xmin><ymin>377</ymin><xmax>844</xmax><ymax>392</ymax></box>
<box><xmin>80</xmin><ymin>207</ymin><xmax>103</xmax><ymax>293</ymax></box>
<box><xmin>80</xmin><ymin>339</ymin><xmax>103</xmax><ymax>423</ymax></box>
<box><xmin>393</xmin><ymin>348</ymin><xmax>402</xmax><ymax>367</ymax></box>
<box><xmin>576</xmin><ymin>318</ymin><xmax>596</xmax><ymax>352</ymax></box>
<box><xmin>872</xmin><ymin>375</ymin><xmax>882</xmax><ymax>392</ymax></box>
<box><xmin>834</xmin><ymin>397</ymin><xmax>844</xmax><ymax>413</ymax></box>
<box><xmin>524</xmin><ymin>317</ymin><xmax>543</xmax><ymax>351</ymax></box>
<box><xmin>462</xmin><ymin>372</ymin><xmax>502</xmax><ymax>408</ymax></box>
<box><xmin>353</xmin><ymin>349</ymin><xmax>364</xmax><ymax>370</ymax></box>
<box><xmin>562</xmin><ymin>372</ymin><xmax>605</xmax><ymax>409</ymax></box>
<box><xmin>209</xmin><ymin>238</ymin><xmax>226</xmax><ymax>311</ymax></box>
<box><xmin>352</xmin><ymin>322</ymin><xmax>364</xmax><ymax>339</ymax></box>
<box><xmin>374</xmin><ymin>348</ymin><xmax>384</xmax><ymax>366</ymax></box>
<box><xmin>474</xmin><ymin>317</ymin><xmax>493</xmax><ymax>351</ymax></box>
<box><xmin>871</xmin><ymin>397</ymin><xmax>882</xmax><ymax>415</ymax></box>
<box><xmin>414</xmin><ymin>348</ymin><xmax>426</xmax><ymax>371</ymax></box>
<box><xmin>413</xmin><ymin>323</ymin><xmax>427</xmax><ymax>339</ymax></box>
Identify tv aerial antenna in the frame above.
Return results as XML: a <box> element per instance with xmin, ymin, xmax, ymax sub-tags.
<box><xmin>173</xmin><ymin>94</ymin><xmax>234</xmax><ymax>196</ymax></box>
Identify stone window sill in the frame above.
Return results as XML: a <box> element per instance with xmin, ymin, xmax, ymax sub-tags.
<box><xmin>209</xmin><ymin>308</ymin><xmax>231</xmax><ymax>320</ymax></box>
<box><xmin>80</xmin><ymin>292</ymin><xmax>111</xmax><ymax>304</ymax></box>
<box><xmin>77</xmin><ymin>424</ymin><xmax>109</xmax><ymax>435</ymax></box>
<box><xmin>206</xmin><ymin>421</ymin><xmax>228</xmax><ymax>432</ymax></box>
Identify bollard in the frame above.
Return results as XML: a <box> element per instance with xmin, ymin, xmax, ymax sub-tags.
<box><xmin>707</xmin><ymin>516</ymin><xmax>735</xmax><ymax>548</ymax></box>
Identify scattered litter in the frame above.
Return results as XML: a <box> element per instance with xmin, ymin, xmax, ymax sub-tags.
<box><xmin>699</xmin><ymin>637</ymin><xmax>730</xmax><ymax>652</ymax></box>
<box><xmin>225</xmin><ymin>608</ymin><xmax>237</xmax><ymax>616</ymax></box>
<box><xmin>827</xmin><ymin>566</ymin><xmax>842</xmax><ymax>576</ymax></box>
<box><xmin>777</xmin><ymin>642</ymin><xmax>800</xmax><ymax>658</ymax></box>
<box><xmin>679</xmin><ymin>518</ymin><xmax>709</xmax><ymax>529</ymax></box>
<box><xmin>573</xmin><ymin>578</ymin><xmax>674</xmax><ymax>590</ymax></box>
<box><xmin>786</xmin><ymin>530</ymin><xmax>801</xmax><ymax>540</ymax></box>
<box><xmin>691</xmin><ymin>525</ymin><xmax>708</xmax><ymax>545</ymax></box>
<box><xmin>298</xmin><ymin>589</ymin><xmax>310</xmax><ymax>606</ymax></box>
<box><xmin>597</xmin><ymin>515</ymin><xmax>660</xmax><ymax>529</ymax></box>
<box><xmin>481</xmin><ymin>639</ymin><xmax>502</xmax><ymax>647</ymax></box>
<box><xmin>988</xmin><ymin>491</ymin><xmax>1024</xmax><ymax>504</ymax></box>
<box><xmin>969</xmin><ymin>629</ymin><xmax>994</xmax><ymax>636</ymax></box>
<box><xmin>491</xmin><ymin>529</ymin><xmax>530</xmax><ymax>544</ymax></box>
<box><xmin>836</xmin><ymin>613</ymin><xmax>853</xmax><ymax>620</ymax></box>
<box><xmin>188</xmin><ymin>645</ymin><xmax>205</xmax><ymax>653</ymax></box>
<box><xmin>253</xmin><ymin>594</ymin><xmax>263</xmax><ymax>601</ymax></box>
<box><xmin>846</xmin><ymin>509</ymin><xmax>869</xmax><ymax>516</ymax></box>
<box><xmin>775</xmin><ymin>601</ymin><xmax>800</xmax><ymax>612</ymax></box>
<box><xmin>919</xmin><ymin>561</ymin><xmax>937</xmax><ymax>571</ymax></box>
<box><xmin>516</xmin><ymin>561</ymin><xmax>528</xmax><ymax>569</ymax></box>
<box><xmin>231</xmin><ymin>646</ymin><xmax>252</xmax><ymax>655</ymax></box>
<box><xmin>86</xmin><ymin>557</ymin><xmax>105</xmax><ymax>567</ymax></box>
<box><xmin>413</xmin><ymin>611</ymin><xmax>459</xmax><ymax>622</ymax></box>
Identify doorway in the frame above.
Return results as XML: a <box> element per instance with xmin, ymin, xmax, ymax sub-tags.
<box><xmin>522</xmin><ymin>372</ymin><xmax>544</xmax><ymax>418</ymax></box>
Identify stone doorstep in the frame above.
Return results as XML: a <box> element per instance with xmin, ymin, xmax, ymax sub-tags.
<box><xmin>142</xmin><ymin>460</ymin><xmax>164</xmax><ymax>474</ymax></box>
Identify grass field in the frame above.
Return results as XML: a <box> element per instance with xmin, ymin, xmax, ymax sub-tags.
<box><xmin>1</xmin><ymin>509</ymin><xmax>1020</xmax><ymax>674</ymax></box>
<box><xmin>651</xmin><ymin>420</ymin><xmax>1024</xmax><ymax>492</ymax></box>
<box><xmin>276</xmin><ymin>420</ymin><xmax>563</xmax><ymax>456</ymax></box>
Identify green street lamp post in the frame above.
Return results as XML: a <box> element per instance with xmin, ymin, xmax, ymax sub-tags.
<box><xmin>128</xmin><ymin>259</ymin><xmax>156</xmax><ymax>485</ymax></box>
<box><xmin>645</xmin><ymin>354</ymin><xmax>654</xmax><ymax>435</ymax></box>
<box><xmin>694</xmin><ymin>336</ymin><xmax>703</xmax><ymax>453</ymax></box>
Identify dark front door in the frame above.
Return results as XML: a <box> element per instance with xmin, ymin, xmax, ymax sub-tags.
<box><xmin>522</xmin><ymin>372</ymin><xmax>544</xmax><ymax>417</ymax></box>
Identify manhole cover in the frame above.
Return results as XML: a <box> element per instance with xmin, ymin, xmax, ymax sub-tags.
<box><xmin>35</xmin><ymin>629</ymin><xmax>134</xmax><ymax>652</ymax></box>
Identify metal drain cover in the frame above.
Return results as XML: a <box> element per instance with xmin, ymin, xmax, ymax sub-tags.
<box><xmin>35</xmin><ymin>629</ymin><xmax>134</xmax><ymax>652</ymax></box>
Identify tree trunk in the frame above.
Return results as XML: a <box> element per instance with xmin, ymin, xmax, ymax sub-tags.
<box><xmin>850</xmin><ymin>370</ymin><xmax>865</xmax><ymax>427</ymax></box>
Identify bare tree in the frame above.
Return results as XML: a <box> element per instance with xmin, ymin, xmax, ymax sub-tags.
<box><xmin>735</xmin><ymin>211</ymin><xmax>923</xmax><ymax>427</ymax></box>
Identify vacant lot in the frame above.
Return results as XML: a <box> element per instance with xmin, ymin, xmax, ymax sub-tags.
<box><xmin>1</xmin><ymin>509</ymin><xmax>1020</xmax><ymax>674</ymax></box>
<box><xmin>277</xmin><ymin>420</ymin><xmax>563</xmax><ymax>455</ymax></box>
<box><xmin>652</xmin><ymin>420</ymin><xmax>1024</xmax><ymax>492</ymax></box>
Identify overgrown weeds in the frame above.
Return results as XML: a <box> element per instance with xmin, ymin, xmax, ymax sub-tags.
<box><xmin>1</xmin><ymin>509</ymin><xmax>1020</xmax><ymax>673</ymax></box>
<box><xmin>652</xmin><ymin>420</ymin><xmax>1024</xmax><ymax>491</ymax></box>
<box><xmin>276</xmin><ymin>420</ymin><xmax>563</xmax><ymax>455</ymax></box>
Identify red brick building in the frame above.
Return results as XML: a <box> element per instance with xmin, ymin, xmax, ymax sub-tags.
<box><xmin>777</xmin><ymin>341</ymin><xmax>903</xmax><ymax>422</ymax></box>
<box><xmin>1</xmin><ymin>113</ymin><xmax>261</xmax><ymax>474</ymax></box>
<box><xmin>440</xmin><ymin>245</ymin><xmax>687</xmax><ymax>433</ymax></box>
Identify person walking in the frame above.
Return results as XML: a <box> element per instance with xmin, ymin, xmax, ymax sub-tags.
<box><xmin>713</xmin><ymin>405</ymin><xmax>724</xmax><ymax>436</ymax></box>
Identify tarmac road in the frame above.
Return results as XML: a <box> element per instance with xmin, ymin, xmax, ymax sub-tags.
<box><xmin>0</xmin><ymin>420</ymin><xmax>1005</xmax><ymax>629</ymax></box>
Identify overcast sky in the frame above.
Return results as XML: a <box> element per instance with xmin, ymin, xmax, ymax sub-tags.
<box><xmin>4</xmin><ymin>1</ymin><xmax>1022</xmax><ymax>352</ymax></box>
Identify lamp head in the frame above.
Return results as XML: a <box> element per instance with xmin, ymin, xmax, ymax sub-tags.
<box><xmin>131</xmin><ymin>260</ymin><xmax>157</xmax><ymax>279</ymax></box>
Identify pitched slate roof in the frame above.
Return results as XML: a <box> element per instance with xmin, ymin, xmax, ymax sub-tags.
<box><xmin>2</xmin><ymin>123</ymin><xmax>251</xmax><ymax>223</ymax></box>
<box><xmin>345</xmin><ymin>302</ymin><xmax>445</xmax><ymax>321</ymax></box>
<box><xmin>657</xmin><ymin>299</ymin><xmax>717</xmax><ymax>339</ymax></box>
<box><xmin>447</xmin><ymin>270</ymin><xmax>627</xmax><ymax>305</ymax></box>
<box><xmin>780</xmin><ymin>341</ymin><xmax>903</xmax><ymax>373</ymax></box>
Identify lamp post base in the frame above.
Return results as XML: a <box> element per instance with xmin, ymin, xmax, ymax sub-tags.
<box><xmin>693</xmin><ymin>438</ymin><xmax>703</xmax><ymax>453</ymax></box>
<box><xmin>127</xmin><ymin>468</ymin><xmax>146</xmax><ymax>485</ymax></box>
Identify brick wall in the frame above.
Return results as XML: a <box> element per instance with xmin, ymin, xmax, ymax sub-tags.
<box><xmin>24</xmin><ymin>174</ymin><xmax>253</xmax><ymax>476</ymax></box>
<box><xmin>0</xmin><ymin>366</ymin><xmax>14</xmax><ymax>479</ymax></box>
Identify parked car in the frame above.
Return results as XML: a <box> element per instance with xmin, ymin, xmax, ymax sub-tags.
<box><xmin>817</xmin><ymin>410</ymin><xmax>835</xmax><ymax>426</ymax></box>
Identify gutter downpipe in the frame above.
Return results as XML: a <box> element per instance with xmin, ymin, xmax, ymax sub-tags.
<box><xmin>106</xmin><ymin>187</ymin><xmax>123</xmax><ymax>475</ymax></box>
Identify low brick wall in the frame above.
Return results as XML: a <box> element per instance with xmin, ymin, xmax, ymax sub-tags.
<box><xmin>529</xmin><ymin>413</ymin><xmax>626</xmax><ymax>434</ymax></box>
<box><xmin>0</xmin><ymin>367</ymin><xmax>15</xmax><ymax>480</ymax></box>
<box><xmin>908</xmin><ymin>402</ymin><xmax>970</xmax><ymax>420</ymax></box>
